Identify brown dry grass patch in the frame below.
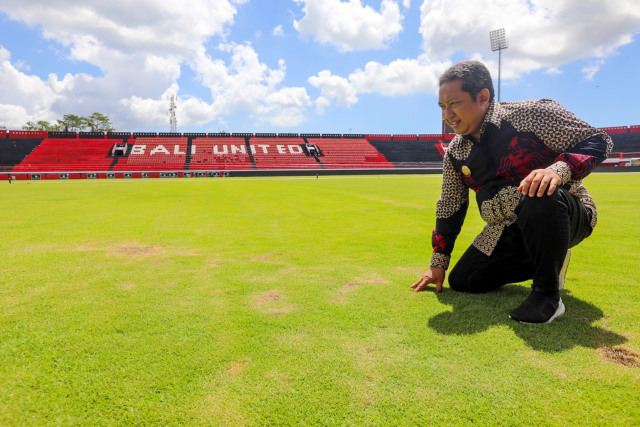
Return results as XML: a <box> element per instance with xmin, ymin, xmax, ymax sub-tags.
<box><xmin>66</xmin><ymin>241</ymin><xmax>165</xmax><ymax>257</ymax></box>
<box><xmin>353</xmin><ymin>273</ymin><xmax>390</xmax><ymax>285</ymax></box>
<box><xmin>110</xmin><ymin>242</ymin><xmax>165</xmax><ymax>257</ymax></box>
<box><xmin>250</xmin><ymin>254</ymin><xmax>283</xmax><ymax>264</ymax></box>
<box><xmin>337</xmin><ymin>283</ymin><xmax>358</xmax><ymax>295</ymax></box>
<box><xmin>599</xmin><ymin>346</ymin><xmax>640</xmax><ymax>368</ymax></box>
<box><xmin>226</xmin><ymin>359</ymin><xmax>249</xmax><ymax>375</ymax></box>
<box><xmin>253</xmin><ymin>290</ymin><xmax>295</xmax><ymax>316</ymax></box>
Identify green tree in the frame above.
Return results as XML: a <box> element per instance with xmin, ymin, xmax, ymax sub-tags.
<box><xmin>57</xmin><ymin>114</ymin><xmax>85</xmax><ymax>132</ymax></box>
<box><xmin>85</xmin><ymin>112</ymin><xmax>115</xmax><ymax>132</ymax></box>
<box><xmin>22</xmin><ymin>113</ymin><xmax>115</xmax><ymax>133</ymax></box>
<box><xmin>22</xmin><ymin>120</ymin><xmax>62</xmax><ymax>131</ymax></box>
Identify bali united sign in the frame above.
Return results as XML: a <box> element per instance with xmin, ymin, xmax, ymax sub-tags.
<box><xmin>129</xmin><ymin>144</ymin><xmax>306</xmax><ymax>156</ymax></box>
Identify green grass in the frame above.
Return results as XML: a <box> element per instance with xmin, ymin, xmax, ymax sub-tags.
<box><xmin>1</xmin><ymin>174</ymin><xmax>639</xmax><ymax>425</ymax></box>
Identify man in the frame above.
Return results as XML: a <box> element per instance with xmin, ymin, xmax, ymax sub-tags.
<box><xmin>411</xmin><ymin>60</ymin><xmax>612</xmax><ymax>324</ymax></box>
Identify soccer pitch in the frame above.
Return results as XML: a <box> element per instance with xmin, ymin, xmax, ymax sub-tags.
<box><xmin>1</xmin><ymin>174</ymin><xmax>639</xmax><ymax>425</ymax></box>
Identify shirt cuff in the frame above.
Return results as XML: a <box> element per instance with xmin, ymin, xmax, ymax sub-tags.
<box><xmin>546</xmin><ymin>161</ymin><xmax>572</xmax><ymax>185</ymax></box>
<box><xmin>430</xmin><ymin>252</ymin><xmax>450</xmax><ymax>270</ymax></box>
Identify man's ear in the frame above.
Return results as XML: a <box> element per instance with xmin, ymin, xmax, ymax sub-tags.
<box><xmin>476</xmin><ymin>88</ymin><xmax>491</xmax><ymax>105</ymax></box>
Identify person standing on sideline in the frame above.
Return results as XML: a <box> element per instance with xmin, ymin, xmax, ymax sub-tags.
<box><xmin>411</xmin><ymin>60</ymin><xmax>612</xmax><ymax>324</ymax></box>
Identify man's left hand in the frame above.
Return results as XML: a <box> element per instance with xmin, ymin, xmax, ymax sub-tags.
<box><xmin>518</xmin><ymin>169</ymin><xmax>561</xmax><ymax>197</ymax></box>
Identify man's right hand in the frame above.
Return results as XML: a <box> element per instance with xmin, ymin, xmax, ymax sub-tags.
<box><xmin>410</xmin><ymin>267</ymin><xmax>446</xmax><ymax>293</ymax></box>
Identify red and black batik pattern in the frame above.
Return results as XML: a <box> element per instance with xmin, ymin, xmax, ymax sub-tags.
<box><xmin>430</xmin><ymin>99</ymin><xmax>612</xmax><ymax>269</ymax></box>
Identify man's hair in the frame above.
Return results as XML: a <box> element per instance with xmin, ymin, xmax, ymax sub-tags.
<box><xmin>439</xmin><ymin>60</ymin><xmax>495</xmax><ymax>102</ymax></box>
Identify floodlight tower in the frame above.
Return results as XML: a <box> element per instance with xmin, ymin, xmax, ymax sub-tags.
<box><xmin>168</xmin><ymin>95</ymin><xmax>177</xmax><ymax>133</ymax></box>
<box><xmin>489</xmin><ymin>28</ymin><xmax>508</xmax><ymax>102</ymax></box>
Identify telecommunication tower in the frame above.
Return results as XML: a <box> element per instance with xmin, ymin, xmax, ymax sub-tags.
<box><xmin>168</xmin><ymin>95</ymin><xmax>177</xmax><ymax>133</ymax></box>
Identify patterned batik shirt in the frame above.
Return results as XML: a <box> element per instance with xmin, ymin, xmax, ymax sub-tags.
<box><xmin>430</xmin><ymin>99</ymin><xmax>613</xmax><ymax>270</ymax></box>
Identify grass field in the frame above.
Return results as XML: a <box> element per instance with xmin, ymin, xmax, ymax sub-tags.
<box><xmin>1</xmin><ymin>173</ymin><xmax>639</xmax><ymax>425</ymax></box>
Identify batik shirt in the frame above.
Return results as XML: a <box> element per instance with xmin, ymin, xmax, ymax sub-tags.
<box><xmin>431</xmin><ymin>99</ymin><xmax>613</xmax><ymax>270</ymax></box>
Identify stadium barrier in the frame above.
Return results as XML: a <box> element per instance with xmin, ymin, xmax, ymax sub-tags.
<box><xmin>9</xmin><ymin>130</ymin><xmax>47</xmax><ymax>138</ymax></box>
<box><xmin>3</xmin><ymin>127</ymin><xmax>639</xmax><ymax>180</ymax></box>
<box><xmin>79</xmin><ymin>131</ymin><xmax>106</xmax><ymax>139</ymax></box>
<box><xmin>393</xmin><ymin>134</ymin><xmax>418</xmax><ymax>141</ymax></box>
<box><xmin>48</xmin><ymin>131</ymin><xmax>78</xmax><ymax>139</ymax></box>
<box><xmin>599</xmin><ymin>126</ymin><xmax>628</xmax><ymax>134</ymax></box>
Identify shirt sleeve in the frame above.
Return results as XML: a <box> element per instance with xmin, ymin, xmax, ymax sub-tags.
<box><xmin>530</xmin><ymin>100</ymin><xmax>613</xmax><ymax>182</ymax></box>
<box><xmin>430</xmin><ymin>151</ymin><xmax>469</xmax><ymax>270</ymax></box>
<box><xmin>546</xmin><ymin>132</ymin><xmax>613</xmax><ymax>183</ymax></box>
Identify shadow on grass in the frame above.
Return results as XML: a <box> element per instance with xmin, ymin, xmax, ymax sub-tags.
<box><xmin>427</xmin><ymin>284</ymin><xmax>626</xmax><ymax>353</ymax></box>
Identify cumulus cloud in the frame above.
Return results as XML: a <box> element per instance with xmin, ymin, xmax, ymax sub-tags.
<box><xmin>301</xmin><ymin>0</ymin><xmax>639</xmax><ymax>113</ymax></box>
<box><xmin>0</xmin><ymin>0</ymin><xmax>245</xmax><ymax>128</ymax></box>
<box><xmin>0</xmin><ymin>0</ymin><xmax>240</xmax><ymax>56</ymax></box>
<box><xmin>294</xmin><ymin>0</ymin><xmax>404</xmax><ymax>52</ymax></box>
<box><xmin>349</xmin><ymin>56</ymin><xmax>450</xmax><ymax>95</ymax></box>
<box><xmin>0</xmin><ymin>0</ymin><xmax>312</xmax><ymax>129</ymax></box>
<box><xmin>419</xmin><ymin>0</ymin><xmax>640</xmax><ymax>79</ymax></box>
<box><xmin>544</xmin><ymin>67</ymin><xmax>562</xmax><ymax>75</ymax></box>
<box><xmin>0</xmin><ymin>46</ymin><xmax>58</xmax><ymax>127</ymax></box>
<box><xmin>582</xmin><ymin>60</ymin><xmax>605</xmax><ymax>81</ymax></box>
<box><xmin>193</xmin><ymin>43</ymin><xmax>311</xmax><ymax>126</ymax></box>
<box><xmin>0</xmin><ymin>0</ymin><xmax>638</xmax><ymax>130</ymax></box>
<box><xmin>307</xmin><ymin>56</ymin><xmax>450</xmax><ymax>113</ymax></box>
<box><xmin>308</xmin><ymin>70</ymin><xmax>358</xmax><ymax>113</ymax></box>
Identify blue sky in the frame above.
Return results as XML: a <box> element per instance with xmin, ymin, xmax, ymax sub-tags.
<box><xmin>0</xmin><ymin>0</ymin><xmax>639</xmax><ymax>134</ymax></box>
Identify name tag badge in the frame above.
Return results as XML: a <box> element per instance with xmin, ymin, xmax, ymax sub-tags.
<box><xmin>461</xmin><ymin>165</ymin><xmax>471</xmax><ymax>176</ymax></box>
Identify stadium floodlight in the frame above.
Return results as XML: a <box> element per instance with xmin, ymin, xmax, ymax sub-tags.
<box><xmin>489</xmin><ymin>28</ymin><xmax>508</xmax><ymax>102</ymax></box>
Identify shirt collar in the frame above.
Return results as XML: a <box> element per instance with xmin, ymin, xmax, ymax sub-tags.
<box><xmin>456</xmin><ymin>99</ymin><xmax>504</xmax><ymax>144</ymax></box>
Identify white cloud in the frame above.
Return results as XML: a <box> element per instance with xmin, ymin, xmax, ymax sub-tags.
<box><xmin>0</xmin><ymin>104</ymin><xmax>31</xmax><ymax>128</ymax></box>
<box><xmin>193</xmin><ymin>43</ymin><xmax>311</xmax><ymax>127</ymax></box>
<box><xmin>0</xmin><ymin>0</ymin><xmax>310</xmax><ymax>129</ymax></box>
<box><xmin>308</xmin><ymin>70</ymin><xmax>358</xmax><ymax>113</ymax></box>
<box><xmin>419</xmin><ymin>0</ymin><xmax>640</xmax><ymax>79</ymax></box>
<box><xmin>0</xmin><ymin>0</ymin><xmax>244</xmax><ymax>128</ymax></box>
<box><xmin>582</xmin><ymin>60</ymin><xmax>605</xmax><ymax>81</ymax></box>
<box><xmin>294</xmin><ymin>0</ymin><xmax>404</xmax><ymax>52</ymax></box>
<box><xmin>0</xmin><ymin>0</ymin><xmax>239</xmax><ymax>56</ymax></box>
<box><xmin>307</xmin><ymin>56</ymin><xmax>450</xmax><ymax>112</ymax></box>
<box><xmin>121</xmin><ymin>85</ymin><xmax>217</xmax><ymax>128</ymax></box>
<box><xmin>544</xmin><ymin>67</ymin><xmax>562</xmax><ymax>75</ymax></box>
<box><xmin>0</xmin><ymin>47</ymin><xmax>59</xmax><ymax>127</ymax></box>
<box><xmin>1</xmin><ymin>0</ymin><xmax>638</xmax><ymax>131</ymax></box>
<box><xmin>349</xmin><ymin>55</ymin><xmax>450</xmax><ymax>95</ymax></box>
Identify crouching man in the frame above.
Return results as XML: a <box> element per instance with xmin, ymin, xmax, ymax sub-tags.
<box><xmin>411</xmin><ymin>60</ymin><xmax>612</xmax><ymax>324</ymax></box>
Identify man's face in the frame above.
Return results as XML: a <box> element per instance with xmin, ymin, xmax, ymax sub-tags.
<box><xmin>438</xmin><ymin>79</ymin><xmax>490</xmax><ymax>141</ymax></box>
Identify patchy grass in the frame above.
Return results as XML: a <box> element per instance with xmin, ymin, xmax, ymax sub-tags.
<box><xmin>0</xmin><ymin>174</ymin><xmax>639</xmax><ymax>425</ymax></box>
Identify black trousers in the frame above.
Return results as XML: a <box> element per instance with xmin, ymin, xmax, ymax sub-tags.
<box><xmin>448</xmin><ymin>188</ymin><xmax>593</xmax><ymax>294</ymax></box>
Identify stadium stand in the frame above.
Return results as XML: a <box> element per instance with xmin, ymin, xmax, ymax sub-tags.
<box><xmin>314</xmin><ymin>137</ymin><xmax>394</xmax><ymax>169</ymax></box>
<box><xmin>112</xmin><ymin>137</ymin><xmax>188</xmax><ymax>171</ymax></box>
<box><xmin>11</xmin><ymin>138</ymin><xmax>115</xmax><ymax>172</ymax></box>
<box><xmin>249</xmin><ymin>136</ymin><xmax>319</xmax><ymax>169</ymax></box>
<box><xmin>189</xmin><ymin>137</ymin><xmax>253</xmax><ymax>170</ymax></box>
<box><xmin>2</xmin><ymin>126</ymin><xmax>639</xmax><ymax>179</ymax></box>
<box><xmin>601</xmin><ymin>130</ymin><xmax>640</xmax><ymax>167</ymax></box>
<box><xmin>0</xmin><ymin>138</ymin><xmax>43</xmax><ymax>172</ymax></box>
<box><xmin>369</xmin><ymin>140</ymin><xmax>443</xmax><ymax>167</ymax></box>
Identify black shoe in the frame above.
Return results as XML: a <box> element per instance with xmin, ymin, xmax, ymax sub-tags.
<box><xmin>509</xmin><ymin>290</ymin><xmax>565</xmax><ymax>324</ymax></box>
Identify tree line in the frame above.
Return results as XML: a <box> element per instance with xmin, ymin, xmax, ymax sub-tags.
<box><xmin>22</xmin><ymin>113</ymin><xmax>115</xmax><ymax>133</ymax></box>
